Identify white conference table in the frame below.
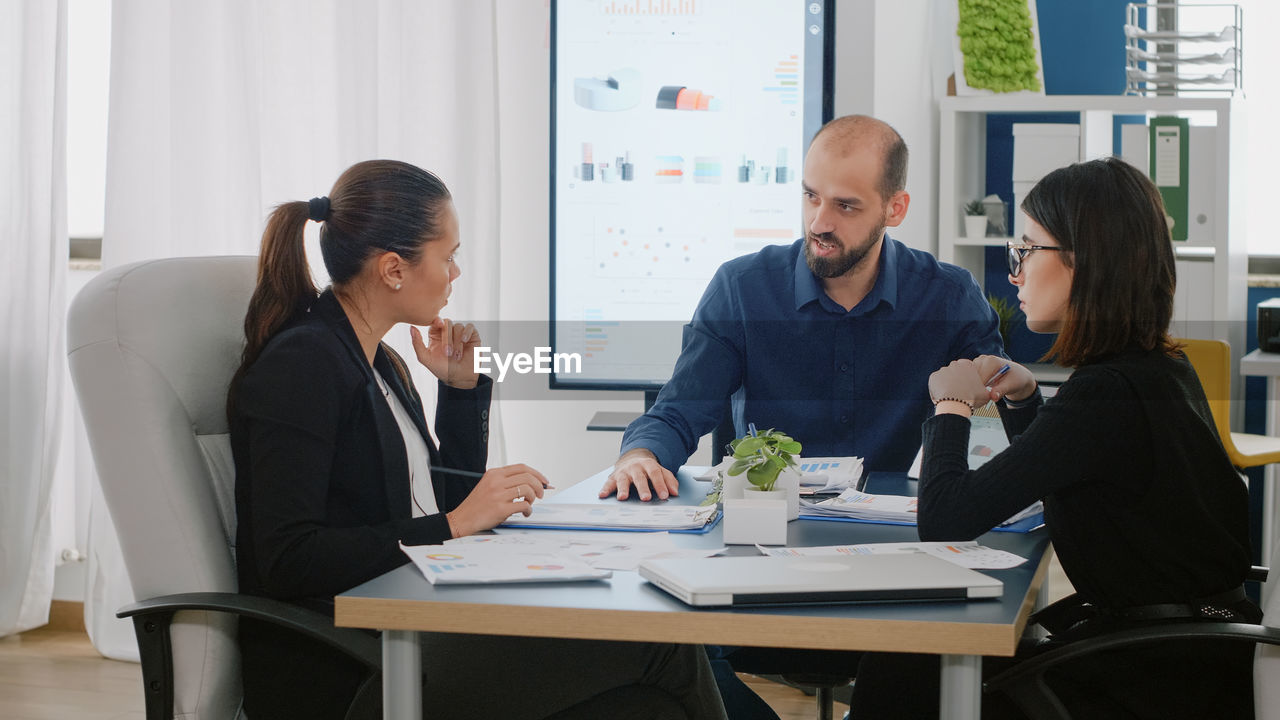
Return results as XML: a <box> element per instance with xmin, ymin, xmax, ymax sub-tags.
<box><xmin>335</xmin><ymin>467</ymin><xmax>1052</xmax><ymax>720</ymax></box>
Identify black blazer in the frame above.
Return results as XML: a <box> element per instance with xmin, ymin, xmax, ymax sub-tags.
<box><xmin>231</xmin><ymin>289</ymin><xmax>492</xmax><ymax>605</ymax></box>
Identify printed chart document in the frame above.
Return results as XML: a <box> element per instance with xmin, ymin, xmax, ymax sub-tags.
<box><xmin>800</xmin><ymin>489</ymin><xmax>1042</xmax><ymax>530</ymax></box>
<box><xmin>399</xmin><ymin>542</ymin><xmax>610</xmax><ymax>585</ymax></box>
<box><xmin>760</xmin><ymin>541</ymin><xmax>1027</xmax><ymax>570</ymax></box>
<box><xmin>800</xmin><ymin>490</ymin><xmax>918</xmax><ymax>522</ymax></box>
<box><xmin>792</xmin><ymin>456</ymin><xmax>865</xmax><ymax>493</ymax></box>
<box><xmin>459</xmin><ymin>531</ymin><xmax>725</xmax><ymax>571</ymax></box>
<box><xmin>908</xmin><ymin>415</ymin><xmax>1009</xmax><ymax>478</ymax></box>
<box><xmin>500</xmin><ymin>503</ymin><xmax>718</xmax><ymax>531</ymax></box>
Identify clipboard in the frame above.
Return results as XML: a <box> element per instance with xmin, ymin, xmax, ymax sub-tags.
<box><xmin>500</xmin><ymin>508</ymin><xmax>722</xmax><ymax>535</ymax></box>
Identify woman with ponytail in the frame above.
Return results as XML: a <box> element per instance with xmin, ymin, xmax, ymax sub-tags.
<box><xmin>230</xmin><ymin>160</ymin><xmax>726</xmax><ymax>720</ymax></box>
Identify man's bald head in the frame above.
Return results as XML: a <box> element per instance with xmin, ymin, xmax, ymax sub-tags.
<box><xmin>809</xmin><ymin>115</ymin><xmax>909</xmax><ymax>202</ymax></box>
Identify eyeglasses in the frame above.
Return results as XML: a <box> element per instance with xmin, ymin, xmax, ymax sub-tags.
<box><xmin>1006</xmin><ymin>242</ymin><xmax>1065</xmax><ymax>278</ymax></box>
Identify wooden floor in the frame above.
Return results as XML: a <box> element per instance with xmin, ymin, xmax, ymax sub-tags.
<box><xmin>0</xmin><ymin>628</ymin><xmax>144</xmax><ymax>720</ymax></box>
<box><xmin>0</xmin><ymin>626</ymin><xmax>832</xmax><ymax>720</ymax></box>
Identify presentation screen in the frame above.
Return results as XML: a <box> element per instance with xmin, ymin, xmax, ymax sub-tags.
<box><xmin>550</xmin><ymin>0</ymin><xmax>833</xmax><ymax>391</ymax></box>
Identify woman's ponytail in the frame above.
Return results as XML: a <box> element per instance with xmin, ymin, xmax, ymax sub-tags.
<box><xmin>229</xmin><ymin>200</ymin><xmax>319</xmax><ymax>417</ymax></box>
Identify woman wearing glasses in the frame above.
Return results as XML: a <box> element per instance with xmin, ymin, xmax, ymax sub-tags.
<box><xmin>850</xmin><ymin>157</ymin><xmax>1260</xmax><ymax>718</ymax></box>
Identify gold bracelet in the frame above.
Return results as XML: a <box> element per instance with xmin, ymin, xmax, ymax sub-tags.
<box><xmin>932</xmin><ymin>396</ymin><xmax>974</xmax><ymax>411</ymax></box>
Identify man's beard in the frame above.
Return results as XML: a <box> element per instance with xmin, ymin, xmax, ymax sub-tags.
<box><xmin>803</xmin><ymin>218</ymin><xmax>886</xmax><ymax>279</ymax></box>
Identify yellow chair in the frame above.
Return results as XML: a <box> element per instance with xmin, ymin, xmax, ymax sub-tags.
<box><xmin>1179</xmin><ymin>338</ymin><xmax>1280</xmax><ymax>564</ymax></box>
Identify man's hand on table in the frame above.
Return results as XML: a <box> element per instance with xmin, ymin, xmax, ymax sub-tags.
<box><xmin>598</xmin><ymin>448</ymin><xmax>679</xmax><ymax>501</ymax></box>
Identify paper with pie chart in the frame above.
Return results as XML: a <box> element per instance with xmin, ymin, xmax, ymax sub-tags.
<box><xmin>399</xmin><ymin>542</ymin><xmax>611</xmax><ymax>585</ymax></box>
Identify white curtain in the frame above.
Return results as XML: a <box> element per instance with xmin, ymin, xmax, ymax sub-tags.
<box><xmin>92</xmin><ymin>0</ymin><xmax>513</xmax><ymax>656</ymax></box>
<box><xmin>0</xmin><ymin>0</ymin><xmax>68</xmax><ymax>639</ymax></box>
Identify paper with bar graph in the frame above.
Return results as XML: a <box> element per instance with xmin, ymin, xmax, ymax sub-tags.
<box><xmin>800</xmin><ymin>489</ymin><xmax>1042</xmax><ymax>531</ymax></box>
<box><xmin>399</xmin><ymin>542</ymin><xmax>610</xmax><ymax>585</ymax></box>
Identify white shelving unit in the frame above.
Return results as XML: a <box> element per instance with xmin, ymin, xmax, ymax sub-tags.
<box><xmin>937</xmin><ymin>95</ymin><xmax>1248</xmax><ymax>404</ymax></box>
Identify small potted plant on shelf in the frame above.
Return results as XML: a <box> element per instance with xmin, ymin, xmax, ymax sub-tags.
<box><xmin>963</xmin><ymin>199</ymin><xmax>988</xmax><ymax>239</ymax></box>
<box><xmin>722</xmin><ymin>428</ymin><xmax>802</xmax><ymax>545</ymax></box>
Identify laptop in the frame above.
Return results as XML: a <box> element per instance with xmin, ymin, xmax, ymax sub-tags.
<box><xmin>638</xmin><ymin>553</ymin><xmax>1004</xmax><ymax>607</ymax></box>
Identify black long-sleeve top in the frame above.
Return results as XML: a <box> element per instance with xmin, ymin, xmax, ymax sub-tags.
<box><xmin>231</xmin><ymin>290</ymin><xmax>491</xmax><ymax>607</ymax></box>
<box><xmin>918</xmin><ymin>347</ymin><xmax>1251</xmax><ymax>609</ymax></box>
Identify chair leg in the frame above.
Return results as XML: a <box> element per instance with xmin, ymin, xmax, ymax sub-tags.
<box><xmin>815</xmin><ymin>686</ymin><xmax>834</xmax><ymax>720</ymax></box>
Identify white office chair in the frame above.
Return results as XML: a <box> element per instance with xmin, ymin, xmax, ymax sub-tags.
<box><xmin>67</xmin><ymin>256</ymin><xmax>380</xmax><ymax>720</ymax></box>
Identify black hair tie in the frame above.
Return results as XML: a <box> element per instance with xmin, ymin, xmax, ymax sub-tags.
<box><xmin>308</xmin><ymin>196</ymin><xmax>331</xmax><ymax>222</ymax></box>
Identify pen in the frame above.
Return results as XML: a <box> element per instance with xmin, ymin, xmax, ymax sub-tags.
<box><xmin>429</xmin><ymin>465</ymin><xmax>484</xmax><ymax>479</ymax></box>
<box><xmin>429</xmin><ymin>465</ymin><xmax>555</xmax><ymax>489</ymax></box>
<box><xmin>985</xmin><ymin>363</ymin><xmax>1011</xmax><ymax>387</ymax></box>
<box><xmin>748</xmin><ymin>422</ymin><xmax>758</xmax><ymax>437</ymax></box>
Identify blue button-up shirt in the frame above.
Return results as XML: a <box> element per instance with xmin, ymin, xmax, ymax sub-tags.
<box><xmin>621</xmin><ymin>236</ymin><xmax>1004</xmax><ymax>472</ymax></box>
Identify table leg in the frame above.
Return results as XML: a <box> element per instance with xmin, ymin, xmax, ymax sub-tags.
<box><xmin>383</xmin><ymin>630</ymin><xmax>422</xmax><ymax>720</ymax></box>
<box><xmin>1026</xmin><ymin>557</ymin><xmax>1052</xmax><ymax>641</ymax></box>
<box><xmin>1266</xmin><ymin>377</ymin><xmax>1280</xmax><ymax>571</ymax></box>
<box><xmin>1265</xmin><ymin>467</ymin><xmax>1275</xmax><ymax>569</ymax></box>
<box><xmin>939</xmin><ymin>654</ymin><xmax>982</xmax><ymax>720</ymax></box>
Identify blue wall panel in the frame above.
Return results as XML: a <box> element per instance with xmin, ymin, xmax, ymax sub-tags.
<box><xmin>979</xmin><ymin>0</ymin><xmax>1269</xmax><ymax>560</ymax></box>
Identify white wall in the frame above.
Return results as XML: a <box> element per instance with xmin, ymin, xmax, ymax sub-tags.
<box><xmin>871</xmin><ymin>1</ymin><xmax>945</xmax><ymax>254</ymax></box>
<box><xmin>832</xmin><ymin>0</ymin><xmax>949</xmax><ymax>255</ymax></box>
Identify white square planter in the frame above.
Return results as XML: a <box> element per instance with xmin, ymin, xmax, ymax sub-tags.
<box><xmin>723</xmin><ymin>494</ymin><xmax>788</xmax><ymax>545</ymax></box>
<box><xmin>964</xmin><ymin>215</ymin><xmax>988</xmax><ymax>239</ymax></box>
<box><xmin>722</xmin><ymin>471</ymin><xmax>800</xmax><ymax>519</ymax></box>
<box><xmin>775</xmin><ymin>469</ymin><xmax>801</xmax><ymax>521</ymax></box>
<box><xmin>718</xmin><ymin>468</ymin><xmax>750</xmax><ymax>501</ymax></box>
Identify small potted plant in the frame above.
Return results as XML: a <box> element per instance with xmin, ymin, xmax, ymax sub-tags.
<box><xmin>722</xmin><ymin>428</ymin><xmax>802</xmax><ymax>545</ymax></box>
<box><xmin>727</xmin><ymin>429</ymin><xmax>801</xmax><ymax>492</ymax></box>
<box><xmin>963</xmin><ymin>199</ymin><xmax>988</xmax><ymax>239</ymax></box>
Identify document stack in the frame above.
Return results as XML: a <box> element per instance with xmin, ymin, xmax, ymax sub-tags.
<box><xmin>500</xmin><ymin>503</ymin><xmax>719</xmax><ymax>532</ymax></box>
<box><xmin>801</xmin><ymin>489</ymin><xmax>1042</xmax><ymax>529</ymax></box>
<box><xmin>800</xmin><ymin>490</ymin><xmax>918</xmax><ymax>522</ymax></box>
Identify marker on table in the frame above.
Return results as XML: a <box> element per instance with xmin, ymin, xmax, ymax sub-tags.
<box><xmin>985</xmin><ymin>363</ymin><xmax>1011</xmax><ymax>388</ymax></box>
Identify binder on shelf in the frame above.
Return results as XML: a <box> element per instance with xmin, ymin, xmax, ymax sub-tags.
<box><xmin>1150</xmin><ymin>116</ymin><xmax>1190</xmax><ymax>241</ymax></box>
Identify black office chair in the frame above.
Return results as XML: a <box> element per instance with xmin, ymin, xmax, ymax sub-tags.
<box><xmin>985</xmin><ymin>566</ymin><xmax>1280</xmax><ymax>720</ymax></box>
<box><xmin>775</xmin><ymin>673</ymin><xmax>852</xmax><ymax>720</ymax></box>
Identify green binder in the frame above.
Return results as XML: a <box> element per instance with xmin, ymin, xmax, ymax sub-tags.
<box><xmin>1149</xmin><ymin>116</ymin><xmax>1189</xmax><ymax>241</ymax></box>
